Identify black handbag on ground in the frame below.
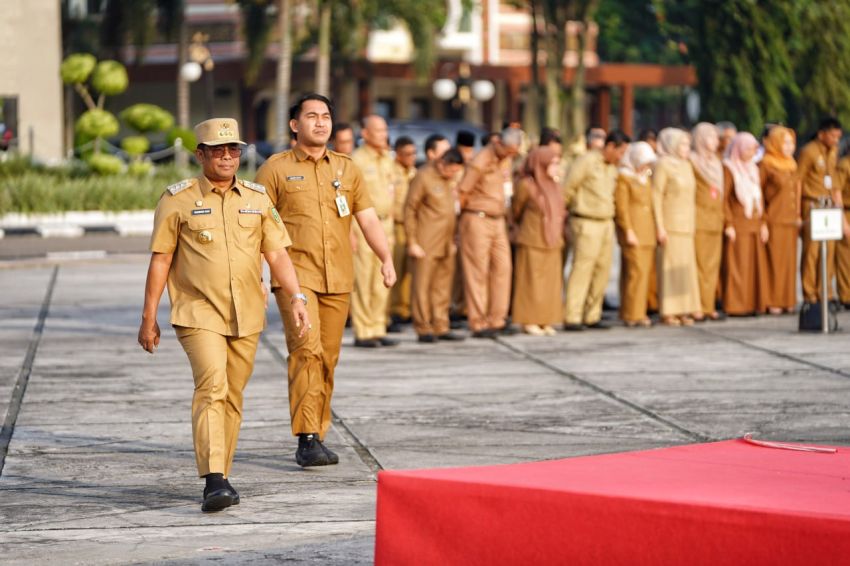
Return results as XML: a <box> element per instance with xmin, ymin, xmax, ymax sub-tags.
<box><xmin>798</xmin><ymin>301</ymin><xmax>839</xmax><ymax>332</ymax></box>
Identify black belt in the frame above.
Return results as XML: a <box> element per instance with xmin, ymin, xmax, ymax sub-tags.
<box><xmin>462</xmin><ymin>209</ymin><xmax>504</xmax><ymax>220</ymax></box>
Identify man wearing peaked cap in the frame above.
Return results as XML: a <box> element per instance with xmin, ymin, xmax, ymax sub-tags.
<box><xmin>138</xmin><ymin>117</ymin><xmax>310</xmax><ymax>513</ymax></box>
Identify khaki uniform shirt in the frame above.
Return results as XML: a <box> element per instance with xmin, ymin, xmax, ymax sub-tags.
<box><xmin>798</xmin><ymin>140</ymin><xmax>837</xmax><ymax>202</ymax></box>
<box><xmin>255</xmin><ymin>146</ymin><xmax>373</xmax><ymax>294</ymax></box>
<box><xmin>614</xmin><ymin>174</ymin><xmax>656</xmax><ymax>246</ymax></box>
<box><xmin>150</xmin><ymin>175</ymin><xmax>292</xmax><ymax>337</ymax></box>
<box><xmin>562</xmin><ymin>150</ymin><xmax>618</xmax><ymax>220</ymax></box>
<box><xmin>404</xmin><ymin>163</ymin><xmax>457</xmax><ymax>258</ymax></box>
<box><xmin>352</xmin><ymin>145</ymin><xmax>396</xmax><ymax>223</ymax></box>
<box><xmin>458</xmin><ymin>145</ymin><xmax>512</xmax><ymax>217</ymax></box>
<box><xmin>652</xmin><ymin>156</ymin><xmax>697</xmax><ymax>235</ymax></box>
<box><xmin>760</xmin><ymin>162</ymin><xmax>799</xmax><ymax>226</ymax></box>
<box><xmin>393</xmin><ymin>161</ymin><xmax>416</xmax><ymax>224</ymax></box>
<box><xmin>512</xmin><ymin>177</ymin><xmax>565</xmax><ymax>250</ymax></box>
<box><xmin>837</xmin><ymin>156</ymin><xmax>850</xmax><ymax>209</ymax></box>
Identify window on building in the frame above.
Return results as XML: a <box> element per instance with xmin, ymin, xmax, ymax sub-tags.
<box><xmin>0</xmin><ymin>97</ymin><xmax>19</xmax><ymax>152</ymax></box>
<box><xmin>409</xmin><ymin>98</ymin><xmax>430</xmax><ymax>120</ymax></box>
<box><xmin>375</xmin><ymin>99</ymin><xmax>396</xmax><ymax>121</ymax></box>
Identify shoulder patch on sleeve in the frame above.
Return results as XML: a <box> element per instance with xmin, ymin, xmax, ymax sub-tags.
<box><xmin>240</xmin><ymin>179</ymin><xmax>267</xmax><ymax>194</ymax></box>
<box><xmin>166</xmin><ymin>179</ymin><xmax>195</xmax><ymax>195</ymax></box>
<box><xmin>328</xmin><ymin>149</ymin><xmax>353</xmax><ymax>162</ymax></box>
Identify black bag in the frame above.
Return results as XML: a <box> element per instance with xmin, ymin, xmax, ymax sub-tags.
<box><xmin>798</xmin><ymin>301</ymin><xmax>839</xmax><ymax>332</ymax></box>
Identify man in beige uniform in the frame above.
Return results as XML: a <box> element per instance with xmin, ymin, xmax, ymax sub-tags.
<box><xmin>138</xmin><ymin>118</ymin><xmax>309</xmax><ymax>512</ymax></box>
<box><xmin>457</xmin><ymin>128</ymin><xmax>522</xmax><ymax>337</ymax></box>
<box><xmin>255</xmin><ymin>94</ymin><xmax>395</xmax><ymax>467</ymax></box>
<box><xmin>405</xmin><ymin>148</ymin><xmax>467</xmax><ymax>342</ymax></box>
<box><xmin>350</xmin><ymin>115</ymin><xmax>399</xmax><ymax>347</ymax></box>
<box><xmin>798</xmin><ymin>117</ymin><xmax>843</xmax><ymax>303</ymax></box>
<box><xmin>388</xmin><ymin>136</ymin><xmax>418</xmax><ymax>331</ymax></box>
<box><xmin>563</xmin><ymin>130</ymin><xmax>630</xmax><ymax>330</ymax></box>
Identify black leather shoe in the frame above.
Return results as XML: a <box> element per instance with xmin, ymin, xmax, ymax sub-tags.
<box><xmin>296</xmin><ymin>433</ymin><xmax>331</xmax><ymax>467</ymax></box>
<box><xmin>472</xmin><ymin>328</ymin><xmax>498</xmax><ymax>338</ymax></box>
<box><xmin>498</xmin><ymin>326</ymin><xmax>519</xmax><ymax>336</ymax></box>
<box><xmin>319</xmin><ymin>440</ymin><xmax>339</xmax><ymax>465</ymax></box>
<box><xmin>378</xmin><ymin>337</ymin><xmax>399</xmax><ymax>347</ymax></box>
<box><xmin>225</xmin><ymin>479</ymin><xmax>239</xmax><ymax>505</ymax></box>
<box><xmin>354</xmin><ymin>338</ymin><xmax>379</xmax><ymax>348</ymax></box>
<box><xmin>386</xmin><ymin>321</ymin><xmax>404</xmax><ymax>333</ymax></box>
<box><xmin>563</xmin><ymin>323</ymin><xmax>584</xmax><ymax>331</ymax></box>
<box><xmin>585</xmin><ymin>320</ymin><xmax>612</xmax><ymax>330</ymax></box>
<box><xmin>418</xmin><ymin>334</ymin><xmax>437</xmax><ymax>343</ymax></box>
<box><xmin>437</xmin><ymin>332</ymin><xmax>465</xmax><ymax>341</ymax></box>
<box><xmin>202</xmin><ymin>487</ymin><xmax>235</xmax><ymax>512</ymax></box>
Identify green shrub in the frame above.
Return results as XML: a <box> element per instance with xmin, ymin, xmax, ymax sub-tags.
<box><xmin>167</xmin><ymin>127</ymin><xmax>197</xmax><ymax>152</ymax></box>
<box><xmin>121</xmin><ymin>104</ymin><xmax>174</xmax><ymax>133</ymax></box>
<box><xmin>76</xmin><ymin>109</ymin><xmax>120</xmax><ymax>140</ymax></box>
<box><xmin>88</xmin><ymin>153</ymin><xmax>124</xmax><ymax>175</ymax></box>
<box><xmin>60</xmin><ymin>53</ymin><xmax>97</xmax><ymax>85</ymax></box>
<box><xmin>122</xmin><ymin>135</ymin><xmax>150</xmax><ymax>156</ymax></box>
<box><xmin>91</xmin><ymin>60</ymin><xmax>129</xmax><ymax>96</ymax></box>
<box><xmin>128</xmin><ymin>160</ymin><xmax>154</xmax><ymax>177</ymax></box>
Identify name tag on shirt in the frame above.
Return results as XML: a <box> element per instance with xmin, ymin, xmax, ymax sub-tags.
<box><xmin>335</xmin><ymin>195</ymin><xmax>350</xmax><ymax>217</ymax></box>
<box><xmin>192</xmin><ymin>208</ymin><xmax>212</xmax><ymax>215</ymax></box>
<box><xmin>239</xmin><ymin>209</ymin><xmax>262</xmax><ymax>214</ymax></box>
<box><xmin>824</xmin><ymin>175</ymin><xmax>833</xmax><ymax>190</ymax></box>
<box><xmin>286</xmin><ymin>175</ymin><xmax>305</xmax><ymax>181</ymax></box>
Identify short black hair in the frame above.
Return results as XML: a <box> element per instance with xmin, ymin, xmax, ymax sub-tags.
<box><xmin>333</xmin><ymin>122</ymin><xmax>353</xmax><ymax>138</ymax></box>
<box><xmin>290</xmin><ymin>93</ymin><xmax>334</xmax><ymax>122</ymax></box>
<box><xmin>638</xmin><ymin>128</ymin><xmax>657</xmax><ymax>142</ymax></box>
<box><xmin>424</xmin><ymin>133</ymin><xmax>447</xmax><ymax>154</ymax></box>
<box><xmin>605</xmin><ymin>129</ymin><xmax>631</xmax><ymax>146</ymax></box>
<box><xmin>394</xmin><ymin>135</ymin><xmax>415</xmax><ymax>151</ymax></box>
<box><xmin>482</xmin><ymin>132</ymin><xmax>497</xmax><ymax>146</ymax></box>
<box><xmin>818</xmin><ymin>117</ymin><xmax>843</xmax><ymax>132</ymax></box>
<box><xmin>456</xmin><ymin>130</ymin><xmax>476</xmax><ymax>148</ymax></box>
<box><xmin>440</xmin><ymin>147</ymin><xmax>465</xmax><ymax>166</ymax></box>
<box><xmin>540</xmin><ymin>127</ymin><xmax>562</xmax><ymax>146</ymax></box>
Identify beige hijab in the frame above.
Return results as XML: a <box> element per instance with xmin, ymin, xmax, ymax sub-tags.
<box><xmin>690</xmin><ymin>122</ymin><xmax>725</xmax><ymax>193</ymax></box>
<box><xmin>656</xmin><ymin>128</ymin><xmax>692</xmax><ymax>177</ymax></box>
<box><xmin>619</xmin><ymin>142</ymin><xmax>657</xmax><ymax>184</ymax></box>
<box><xmin>723</xmin><ymin>132</ymin><xmax>762</xmax><ymax>218</ymax></box>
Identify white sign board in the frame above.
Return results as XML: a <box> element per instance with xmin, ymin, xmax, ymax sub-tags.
<box><xmin>810</xmin><ymin>208</ymin><xmax>844</xmax><ymax>241</ymax></box>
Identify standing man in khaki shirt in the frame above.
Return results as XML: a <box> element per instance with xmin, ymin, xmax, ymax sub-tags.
<box><xmin>138</xmin><ymin>118</ymin><xmax>309</xmax><ymax>512</ymax></box>
<box><xmin>255</xmin><ymin>94</ymin><xmax>396</xmax><ymax>468</ymax></box>
<box><xmin>798</xmin><ymin>117</ymin><xmax>844</xmax><ymax>303</ymax></box>
<box><xmin>388</xmin><ymin>136</ymin><xmax>418</xmax><ymax>331</ymax></box>
<box><xmin>563</xmin><ymin>130</ymin><xmax>630</xmax><ymax>330</ymax></box>
<box><xmin>350</xmin><ymin>115</ymin><xmax>399</xmax><ymax>347</ymax></box>
<box><xmin>457</xmin><ymin>128</ymin><xmax>522</xmax><ymax>338</ymax></box>
<box><xmin>405</xmin><ymin>148</ymin><xmax>467</xmax><ymax>342</ymax></box>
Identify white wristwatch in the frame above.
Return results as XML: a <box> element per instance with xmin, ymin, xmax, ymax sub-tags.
<box><xmin>290</xmin><ymin>292</ymin><xmax>308</xmax><ymax>305</ymax></box>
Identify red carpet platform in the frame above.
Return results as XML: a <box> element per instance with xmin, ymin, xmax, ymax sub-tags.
<box><xmin>375</xmin><ymin>440</ymin><xmax>850</xmax><ymax>565</ymax></box>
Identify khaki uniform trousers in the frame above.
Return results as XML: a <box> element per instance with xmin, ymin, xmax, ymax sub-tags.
<box><xmin>459</xmin><ymin>213</ymin><xmax>512</xmax><ymax>332</ymax></box>
<box><xmin>801</xmin><ymin>200</ymin><xmax>837</xmax><ymax>302</ymax></box>
<box><xmin>275</xmin><ymin>288</ymin><xmax>350</xmax><ymax>439</ymax></box>
<box><xmin>352</xmin><ymin>221</ymin><xmax>392</xmax><ymax>339</ymax></box>
<box><xmin>564</xmin><ymin>217</ymin><xmax>614</xmax><ymax>325</ymax></box>
<box><xmin>837</xmin><ymin>210</ymin><xmax>850</xmax><ymax>303</ymax></box>
<box><xmin>175</xmin><ymin>326</ymin><xmax>260</xmax><ymax>478</ymax></box>
<box><xmin>412</xmin><ymin>251</ymin><xmax>455</xmax><ymax>336</ymax></box>
<box><xmin>389</xmin><ymin>222</ymin><xmax>412</xmax><ymax>320</ymax></box>
<box><xmin>695</xmin><ymin>230</ymin><xmax>723</xmax><ymax>314</ymax></box>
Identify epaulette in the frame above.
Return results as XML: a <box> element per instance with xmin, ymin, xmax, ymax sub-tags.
<box><xmin>327</xmin><ymin>149</ymin><xmax>352</xmax><ymax>161</ymax></box>
<box><xmin>166</xmin><ymin>178</ymin><xmax>195</xmax><ymax>195</ymax></box>
<box><xmin>240</xmin><ymin>179</ymin><xmax>266</xmax><ymax>194</ymax></box>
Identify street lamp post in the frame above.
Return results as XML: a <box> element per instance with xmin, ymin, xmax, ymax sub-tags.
<box><xmin>432</xmin><ymin>62</ymin><xmax>495</xmax><ymax>122</ymax></box>
<box><xmin>182</xmin><ymin>32</ymin><xmax>215</xmax><ymax>119</ymax></box>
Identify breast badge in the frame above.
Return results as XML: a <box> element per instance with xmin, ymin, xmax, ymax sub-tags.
<box><xmin>198</xmin><ymin>230</ymin><xmax>213</xmax><ymax>244</ymax></box>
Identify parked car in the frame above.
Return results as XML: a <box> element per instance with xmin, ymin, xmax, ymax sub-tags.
<box><xmin>385</xmin><ymin>120</ymin><xmax>490</xmax><ymax>165</ymax></box>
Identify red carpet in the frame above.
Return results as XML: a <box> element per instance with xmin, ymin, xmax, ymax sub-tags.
<box><xmin>375</xmin><ymin>440</ymin><xmax>850</xmax><ymax>565</ymax></box>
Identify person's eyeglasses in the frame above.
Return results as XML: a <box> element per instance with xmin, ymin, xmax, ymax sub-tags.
<box><xmin>204</xmin><ymin>145</ymin><xmax>243</xmax><ymax>158</ymax></box>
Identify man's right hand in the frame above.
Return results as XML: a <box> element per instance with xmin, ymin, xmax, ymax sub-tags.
<box><xmin>408</xmin><ymin>243</ymin><xmax>426</xmax><ymax>259</ymax></box>
<box><xmin>656</xmin><ymin>227</ymin><xmax>668</xmax><ymax>246</ymax></box>
<box><xmin>138</xmin><ymin>318</ymin><xmax>161</xmax><ymax>354</ymax></box>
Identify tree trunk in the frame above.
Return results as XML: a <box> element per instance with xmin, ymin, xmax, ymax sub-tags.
<box><xmin>177</xmin><ymin>19</ymin><xmax>189</xmax><ymax>128</ymax></box>
<box><xmin>275</xmin><ymin>0</ymin><xmax>293</xmax><ymax>151</ymax></box>
<box><xmin>567</xmin><ymin>1</ymin><xmax>598</xmax><ymax>138</ymax></box>
<box><xmin>316</xmin><ymin>0</ymin><xmax>331</xmax><ymax>97</ymax></box>
<box><xmin>523</xmin><ymin>0</ymin><xmax>542</xmax><ymax>141</ymax></box>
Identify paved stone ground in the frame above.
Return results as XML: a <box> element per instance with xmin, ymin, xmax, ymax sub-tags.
<box><xmin>1</xmin><ymin>256</ymin><xmax>849</xmax><ymax>564</ymax></box>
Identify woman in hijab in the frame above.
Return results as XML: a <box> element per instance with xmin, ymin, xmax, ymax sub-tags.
<box><xmin>690</xmin><ymin>123</ymin><xmax>727</xmax><ymax>321</ymax></box>
<box><xmin>722</xmin><ymin>132</ymin><xmax>769</xmax><ymax>315</ymax></box>
<box><xmin>511</xmin><ymin>146</ymin><xmax>566</xmax><ymax>336</ymax></box>
<box><xmin>760</xmin><ymin>126</ymin><xmax>800</xmax><ymax>314</ymax></box>
<box><xmin>615</xmin><ymin>142</ymin><xmax>657</xmax><ymax>327</ymax></box>
<box><xmin>652</xmin><ymin>128</ymin><xmax>702</xmax><ymax>326</ymax></box>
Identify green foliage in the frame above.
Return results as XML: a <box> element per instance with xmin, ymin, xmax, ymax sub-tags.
<box><xmin>60</xmin><ymin>53</ymin><xmax>97</xmax><ymax>85</ymax></box>
<box><xmin>121</xmin><ymin>136</ymin><xmax>151</xmax><ymax>156</ymax></box>
<box><xmin>167</xmin><ymin>127</ymin><xmax>198</xmax><ymax>151</ymax></box>
<box><xmin>236</xmin><ymin>0</ymin><xmax>276</xmax><ymax>86</ymax></box>
<box><xmin>595</xmin><ymin>1</ymin><xmax>681</xmax><ymax>64</ymax></box>
<box><xmin>87</xmin><ymin>153</ymin><xmax>125</xmax><ymax>175</ymax></box>
<box><xmin>128</xmin><ymin>160</ymin><xmax>154</xmax><ymax>177</ymax></box>
<box><xmin>121</xmin><ymin>104</ymin><xmax>175</xmax><ymax>133</ymax></box>
<box><xmin>76</xmin><ymin>109</ymin><xmax>120</xmax><ymax>140</ymax></box>
<box><xmin>91</xmin><ymin>60</ymin><xmax>129</xmax><ymax>96</ymax></box>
